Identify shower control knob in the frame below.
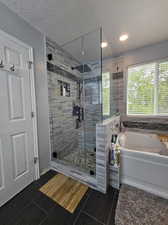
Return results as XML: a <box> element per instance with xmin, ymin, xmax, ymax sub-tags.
<box><xmin>0</xmin><ymin>60</ymin><xmax>4</xmax><ymax>68</ymax></box>
<box><xmin>10</xmin><ymin>64</ymin><xmax>15</xmax><ymax>72</ymax></box>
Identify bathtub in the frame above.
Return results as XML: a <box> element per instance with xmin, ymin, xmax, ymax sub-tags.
<box><xmin>118</xmin><ymin>131</ymin><xmax>168</xmax><ymax>199</ymax></box>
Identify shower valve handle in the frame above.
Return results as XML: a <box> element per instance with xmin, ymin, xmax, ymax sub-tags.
<box><xmin>0</xmin><ymin>60</ymin><xmax>4</xmax><ymax>68</ymax></box>
<box><xmin>10</xmin><ymin>64</ymin><xmax>15</xmax><ymax>72</ymax></box>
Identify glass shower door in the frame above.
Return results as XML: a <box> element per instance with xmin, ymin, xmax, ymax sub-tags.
<box><xmin>48</xmin><ymin>28</ymin><xmax>102</xmax><ymax>176</ymax></box>
<box><xmin>78</xmin><ymin>29</ymin><xmax>102</xmax><ymax>176</ymax></box>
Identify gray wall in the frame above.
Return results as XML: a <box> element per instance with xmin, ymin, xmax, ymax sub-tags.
<box><xmin>122</xmin><ymin>40</ymin><xmax>168</xmax><ymax>69</ymax></box>
<box><xmin>0</xmin><ymin>2</ymin><xmax>50</xmax><ymax>173</ymax></box>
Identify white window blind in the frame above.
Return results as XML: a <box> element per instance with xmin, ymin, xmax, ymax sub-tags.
<box><xmin>158</xmin><ymin>62</ymin><xmax>168</xmax><ymax>114</ymax></box>
<box><xmin>127</xmin><ymin>60</ymin><xmax>168</xmax><ymax>116</ymax></box>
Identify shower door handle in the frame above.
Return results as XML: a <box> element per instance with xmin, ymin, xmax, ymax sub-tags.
<box><xmin>10</xmin><ymin>64</ymin><xmax>15</xmax><ymax>72</ymax></box>
<box><xmin>81</xmin><ymin>108</ymin><xmax>84</xmax><ymax>120</ymax></box>
<box><xmin>0</xmin><ymin>60</ymin><xmax>4</xmax><ymax>68</ymax></box>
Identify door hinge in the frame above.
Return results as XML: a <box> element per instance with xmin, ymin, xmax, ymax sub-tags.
<box><xmin>31</xmin><ymin>111</ymin><xmax>35</xmax><ymax>118</ymax></box>
<box><xmin>34</xmin><ymin>157</ymin><xmax>38</xmax><ymax>164</ymax></box>
<box><xmin>28</xmin><ymin>61</ymin><xmax>33</xmax><ymax>69</ymax></box>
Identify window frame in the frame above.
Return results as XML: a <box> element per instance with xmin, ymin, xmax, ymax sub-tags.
<box><xmin>126</xmin><ymin>58</ymin><xmax>168</xmax><ymax>118</ymax></box>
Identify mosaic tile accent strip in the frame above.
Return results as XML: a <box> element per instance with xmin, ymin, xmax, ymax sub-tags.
<box><xmin>47</xmin><ymin>62</ymin><xmax>78</xmax><ymax>81</ymax></box>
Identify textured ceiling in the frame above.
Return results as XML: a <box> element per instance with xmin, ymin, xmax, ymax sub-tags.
<box><xmin>1</xmin><ymin>0</ymin><xmax>168</xmax><ymax>61</ymax></box>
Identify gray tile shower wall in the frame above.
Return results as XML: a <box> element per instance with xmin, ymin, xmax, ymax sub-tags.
<box><xmin>79</xmin><ymin>72</ymin><xmax>102</xmax><ymax>152</ymax></box>
<box><xmin>110</xmin><ymin>72</ymin><xmax>124</xmax><ymax>116</ymax></box>
<box><xmin>47</xmin><ymin>37</ymin><xmax>103</xmax><ymax>172</ymax></box>
<box><xmin>84</xmin><ymin>104</ymin><xmax>102</xmax><ymax>151</ymax></box>
<box><xmin>47</xmin><ymin>38</ymin><xmax>79</xmax><ymax>158</ymax></box>
<box><xmin>79</xmin><ymin>79</ymin><xmax>101</xmax><ymax>151</ymax></box>
<box><xmin>96</xmin><ymin>116</ymin><xmax>121</xmax><ymax>192</ymax></box>
<box><xmin>96</xmin><ymin>118</ymin><xmax>117</xmax><ymax>193</ymax></box>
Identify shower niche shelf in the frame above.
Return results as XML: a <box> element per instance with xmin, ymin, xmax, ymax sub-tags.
<box><xmin>58</xmin><ymin>80</ymin><xmax>70</xmax><ymax>97</ymax></box>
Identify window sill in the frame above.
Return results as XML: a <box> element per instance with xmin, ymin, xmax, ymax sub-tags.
<box><xmin>126</xmin><ymin>114</ymin><xmax>168</xmax><ymax>119</ymax></box>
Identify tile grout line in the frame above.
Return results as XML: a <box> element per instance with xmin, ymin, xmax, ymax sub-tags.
<box><xmin>106</xmin><ymin>189</ymin><xmax>119</xmax><ymax>225</ymax></box>
<box><xmin>72</xmin><ymin>190</ymin><xmax>91</xmax><ymax>225</ymax></box>
<box><xmin>32</xmin><ymin>199</ymin><xmax>55</xmax><ymax>225</ymax></box>
<box><xmin>82</xmin><ymin>211</ymin><xmax>105</xmax><ymax>225</ymax></box>
<box><xmin>81</xmin><ymin>188</ymin><xmax>118</xmax><ymax>225</ymax></box>
<box><xmin>106</xmin><ymin>189</ymin><xmax>116</xmax><ymax>225</ymax></box>
<box><xmin>10</xmin><ymin>201</ymin><xmax>36</xmax><ymax>225</ymax></box>
<box><xmin>35</xmin><ymin>172</ymin><xmax>59</xmax><ymax>225</ymax></box>
<box><xmin>39</xmin><ymin>215</ymin><xmax>49</xmax><ymax>225</ymax></box>
<box><xmin>32</xmin><ymin>199</ymin><xmax>49</xmax><ymax>216</ymax></box>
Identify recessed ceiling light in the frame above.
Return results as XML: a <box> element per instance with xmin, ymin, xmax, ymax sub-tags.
<box><xmin>119</xmin><ymin>34</ymin><xmax>128</xmax><ymax>42</ymax></box>
<box><xmin>101</xmin><ymin>42</ymin><xmax>108</xmax><ymax>48</ymax></box>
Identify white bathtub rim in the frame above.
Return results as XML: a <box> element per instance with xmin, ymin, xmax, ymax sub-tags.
<box><xmin>119</xmin><ymin>147</ymin><xmax>168</xmax><ymax>159</ymax></box>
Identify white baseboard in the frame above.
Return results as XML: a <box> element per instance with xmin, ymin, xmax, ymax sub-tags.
<box><xmin>121</xmin><ymin>176</ymin><xmax>168</xmax><ymax>199</ymax></box>
<box><xmin>40</xmin><ymin>167</ymin><xmax>51</xmax><ymax>176</ymax></box>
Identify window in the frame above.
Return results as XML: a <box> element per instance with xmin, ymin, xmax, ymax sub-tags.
<box><xmin>127</xmin><ymin>60</ymin><xmax>168</xmax><ymax>116</ymax></box>
<box><xmin>102</xmin><ymin>72</ymin><xmax>110</xmax><ymax>116</ymax></box>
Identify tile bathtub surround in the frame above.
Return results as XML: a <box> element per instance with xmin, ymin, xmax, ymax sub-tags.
<box><xmin>123</xmin><ymin>120</ymin><xmax>168</xmax><ymax>132</ymax></box>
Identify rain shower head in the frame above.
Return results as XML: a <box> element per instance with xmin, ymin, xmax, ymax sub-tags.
<box><xmin>71</xmin><ymin>64</ymin><xmax>91</xmax><ymax>73</ymax></box>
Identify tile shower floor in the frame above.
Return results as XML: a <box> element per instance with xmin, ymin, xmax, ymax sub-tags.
<box><xmin>62</xmin><ymin>150</ymin><xmax>96</xmax><ymax>175</ymax></box>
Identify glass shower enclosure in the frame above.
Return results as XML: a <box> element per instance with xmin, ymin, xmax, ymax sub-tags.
<box><xmin>47</xmin><ymin>28</ymin><xmax>102</xmax><ymax>177</ymax></box>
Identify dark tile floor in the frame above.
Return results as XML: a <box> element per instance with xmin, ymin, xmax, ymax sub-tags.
<box><xmin>0</xmin><ymin>170</ymin><xmax>119</xmax><ymax>225</ymax></box>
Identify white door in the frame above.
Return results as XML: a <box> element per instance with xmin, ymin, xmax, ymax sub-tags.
<box><xmin>0</xmin><ymin>33</ymin><xmax>35</xmax><ymax>207</ymax></box>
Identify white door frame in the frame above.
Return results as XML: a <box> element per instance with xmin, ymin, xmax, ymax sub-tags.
<box><xmin>0</xmin><ymin>29</ymin><xmax>40</xmax><ymax>180</ymax></box>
